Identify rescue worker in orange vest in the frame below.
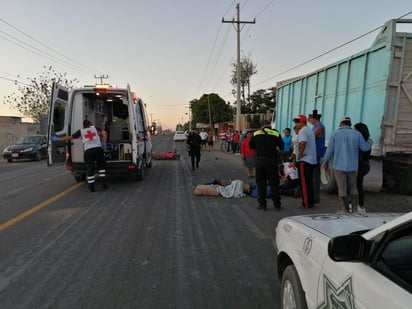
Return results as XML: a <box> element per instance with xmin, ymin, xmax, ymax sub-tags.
<box><xmin>51</xmin><ymin>119</ymin><xmax>108</xmax><ymax>192</ymax></box>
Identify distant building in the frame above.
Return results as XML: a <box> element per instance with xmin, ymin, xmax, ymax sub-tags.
<box><xmin>0</xmin><ymin>116</ymin><xmax>39</xmax><ymax>152</ymax></box>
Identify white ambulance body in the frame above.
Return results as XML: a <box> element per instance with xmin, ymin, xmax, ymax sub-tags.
<box><xmin>47</xmin><ymin>83</ymin><xmax>152</xmax><ymax>181</ymax></box>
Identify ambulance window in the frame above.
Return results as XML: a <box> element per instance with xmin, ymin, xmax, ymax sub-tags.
<box><xmin>53</xmin><ymin>102</ymin><xmax>65</xmax><ymax>132</ymax></box>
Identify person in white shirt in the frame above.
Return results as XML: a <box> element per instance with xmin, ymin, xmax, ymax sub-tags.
<box><xmin>293</xmin><ymin>114</ymin><xmax>317</xmax><ymax>209</ymax></box>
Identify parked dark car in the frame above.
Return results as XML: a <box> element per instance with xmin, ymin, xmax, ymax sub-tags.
<box><xmin>2</xmin><ymin>135</ymin><xmax>48</xmax><ymax>162</ymax></box>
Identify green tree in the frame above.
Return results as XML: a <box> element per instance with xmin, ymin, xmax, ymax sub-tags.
<box><xmin>244</xmin><ymin>87</ymin><xmax>276</xmax><ymax>113</ymax></box>
<box><xmin>190</xmin><ymin>93</ymin><xmax>234</xmax><ymax>128</ymax></box>
<box><xmin>3</xmin><ymin>66</ymin><xmax>78</xmax><ymax>122</ymax></box>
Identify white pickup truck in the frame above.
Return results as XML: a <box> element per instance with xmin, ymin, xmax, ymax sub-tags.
<box><xmin>275</xmin><ymin>212</ymin><xmax>412</xmax><ymax>309</ymax></box>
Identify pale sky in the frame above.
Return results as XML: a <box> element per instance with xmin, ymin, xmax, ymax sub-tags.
<box><xmin>1</xmin><ymin>0</ymin><xmax>411</xmax><ymax>130</ymax></box>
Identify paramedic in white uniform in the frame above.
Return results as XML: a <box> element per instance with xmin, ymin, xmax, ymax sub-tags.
<box><xmin>51</xmin><ymin>119</ymin><xmax>108</xmax><ymax>192</ymax></box>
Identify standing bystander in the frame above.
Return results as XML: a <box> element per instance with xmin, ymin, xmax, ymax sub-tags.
<box><xmin>308</xmin><ymin>110</ymin><xmax>326</xmax><ymax>203</ymax></box>
<box><xmin>226</xmin><ymin>128</ymin><xmax>233</xmax><ymax>152</ymax></box>
<box><xmin>207</xmin><ymin>129</ymin><xmax>214</xmax><ymax>150</ymax></box>
<box><xmin>240</xmin><ymin>131</ymin><xmax>256</xmax><ymax>178</ymax></box>
<box><xmin>187</xmin><ymin>129</ymin><xmax>202</xmax><ymax>170</ymax></box>
<box><xmin>280</xmin><ymin>127</ymin><xmax>292</xmax><ymax>162</ymax></box>
<box><xmin>323</xmin><ymin>117</ymin><xmax>372</xmax><ymax>213</ymax></box>
<box><xmin>354</xmin><ymin>122</ymin><xmax>372</xmax><ymax>213</ymax></box>
<box><xmin>232</xmin><ymin>130</ymin><xmax>240</xmax><ymax>153</ymax></box>
<box><xmin>199</xmin><ymin>129</ymin><xmax>208</xmax><ymax>150</ymax></box>
<box><xmin>293</xmin><ymin>114</ymin><xmax>317</xmax><ymax>209</ymax></box>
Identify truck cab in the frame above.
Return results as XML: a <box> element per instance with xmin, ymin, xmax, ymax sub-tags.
<box><xmin>47</xmin><ymin>83</ymin><xmax>152</xmax><ymax>182</ymax></box>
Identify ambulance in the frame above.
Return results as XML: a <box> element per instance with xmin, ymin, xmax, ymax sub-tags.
<box><xmin>47</xmin><ymin>83</ymin><xmax>152</xmax><ymax>181</ymax></box>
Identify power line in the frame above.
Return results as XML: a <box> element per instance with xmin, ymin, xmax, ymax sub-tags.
<box><xmin>0</xmin><ymin>17</ymin><xmax>100</xmax><ymax>74</ymax></box>
<box><xmin>254</xmin><ymin>0</ymin><xmax>277</xmax><ymax>18</ymax></box>
<box><xmin>0</xmin><ymin>31</ymin><xmax>92</xmax><ymax>74</ymax></box>
<box><xmin>203</xmin><ymin>26</ymin><xmax>231</xmax><ymax>94</ymax></box>
<box><xmin>253</xmin><ymin>11</ymin><xmax>412</xmax><ymax>88</ymax></box>
<box><xmin>210</xmin><ymin>1</ymin><xmax>276</xmax><ymax>95</ymax></box>
<box><xmin>197</xmin><ymin>1</ymin><xmax>236</xmax><ymax>96</ymax></box>
<box><xmin>0</xmin><ymin>75</ymin><xmax>31</xmax><ymax>86</ymax></box>
<box><xmin>196</xmin><ymin>24</ymin><xmax>224</xmax><ymax>94</ymax></box>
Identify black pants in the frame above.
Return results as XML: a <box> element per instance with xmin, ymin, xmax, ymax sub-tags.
<box><xmin>189</xmin><ymin>146</ymin><xmax>201</xmax><ymax>168</ymax></box>
<box><xmin>313</xmin><ymin>158</ymin><xmax>321</xmax><ymax>201</ymax></box>
<box><xmin>298</xmin><ymin>161</ymin><xmax>315</xmax><ymax>208</ymax></box>
<box><xmin>85</xmin><ymin>147</ymin><xmax>106</xmax><ymax>186</ymax></box>
<box><xmin>255</xmin><ymin>157</ymin><xmax>280</xmax><ymax>207</ymax></box>
<box><xmin>357</xmin><ymin>162</ymin><xmax>370</xmax><ymax>206</ymax></box>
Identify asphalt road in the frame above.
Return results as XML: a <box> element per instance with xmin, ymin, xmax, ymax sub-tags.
<box><xmin>0</xmin><ymin>134</ymin><xmax>411</xmax><ymax>308</ymax></box>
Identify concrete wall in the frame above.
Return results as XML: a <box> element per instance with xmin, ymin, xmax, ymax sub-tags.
<box><xmin>0</xmin><ymin>116</ymin><xmax>40</xmax><ymax>152</ymax></box>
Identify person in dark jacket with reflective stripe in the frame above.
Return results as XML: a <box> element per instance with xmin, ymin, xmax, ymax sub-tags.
<box><xmin>249</xmin><ymin>120</ymin><xmax>284</xmax><ymax>210</ymax></box>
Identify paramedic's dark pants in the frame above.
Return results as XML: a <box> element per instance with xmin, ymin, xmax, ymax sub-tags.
<box><xmin>255</xmin><ymin>156</ymin><xmax>281</xmax><ymax>207</ymax></box>
<box><xmin>85</xmin><ymin>147</ymin><xmax>106</xmax><ymax>187</ymax></box>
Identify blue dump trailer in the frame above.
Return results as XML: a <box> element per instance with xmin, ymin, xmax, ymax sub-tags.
<box><xmin>273</xmin><ymin>19</ymin><xmax>412</xmax><ymax>194</ymax></box>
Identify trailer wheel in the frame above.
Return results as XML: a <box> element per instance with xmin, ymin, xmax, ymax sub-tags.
<box><xmin>320</xmin><ymin>162</ymin><xmax>337</xmax><ymax>194</ymax></box>
<box><xmin>383</xmin><ymin>160</ymin><xmax>412</xmax><ymax>195</ymax></box>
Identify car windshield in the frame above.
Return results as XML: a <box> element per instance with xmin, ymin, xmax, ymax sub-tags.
<box><xmin>15</xmin><ymin>136</ymin><xmax>42</xmax><ymax>144</ymax></box>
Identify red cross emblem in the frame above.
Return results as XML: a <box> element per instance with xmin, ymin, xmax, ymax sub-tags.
<box><xmin>84</xmin><ymin>130</ymin><xmax>96</xmax><ymax>141</ymax></box>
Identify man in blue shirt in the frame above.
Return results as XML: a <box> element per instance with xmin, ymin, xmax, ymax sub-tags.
<box><xmin>323</xmin><ymin>116</ymin><xmax>372</xmax><ymax>213</ymax></box>
<box><xmin>294</xmin><ymin>114</ymin><xmax>317</xmax><ymax>209</ymax></box>
<box><xmin>280</xmin><ymin>127</ymin><xmax>292</xmax><ymax>162</ymax></box>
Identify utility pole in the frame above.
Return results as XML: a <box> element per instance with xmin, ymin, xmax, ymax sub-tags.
<box><xmin>208</xmin><ymin>94</ymin><xmax>212</xmax><ymax>130</ymax></box>
<box><xmin>94</xmin><ymin>74</ymin><xmax>109</xmax><ymax>84</ymax></box>
<box><xmin>222</xmin><ymin>3</ymin><xmax>255</xmax><ymax>132</ymax></box>
<box><xmin>186</xmin><ymin>105</ymin><xmax>192</xmax><ymax>131</ymax></box>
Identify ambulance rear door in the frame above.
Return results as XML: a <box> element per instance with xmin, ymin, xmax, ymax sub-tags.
<box><xmin>127</xmin><ymin>85</ymin><xmax>140</xmax><ymax>162</ymax></box>
<box><xmin>47</xmin><ymin>83</ymin><xmax>70</xmax><ymax>166</ymax></box>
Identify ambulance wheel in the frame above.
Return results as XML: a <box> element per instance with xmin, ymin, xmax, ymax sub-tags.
<box><xmin>74</xmin><ymin>174</ymin><xmax>86</xmax><ymax>182</ymax></box>
<box><xmin>281</xmin><ymin>265</ymin><xmax>307</xmax><ymax>309</ymax></box>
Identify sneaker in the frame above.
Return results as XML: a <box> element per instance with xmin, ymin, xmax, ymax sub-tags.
<box><xmin>358</xmin><ymin>206</ymin><xmax>366</xmax><ymax>213</ymax></box>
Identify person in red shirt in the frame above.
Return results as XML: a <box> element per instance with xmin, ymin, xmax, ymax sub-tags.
<box><xmin>240</xmin><ymin>131</ymin><xmax>256</xmax><ymax>178</ymax></box>
<box><xmin>232</xmin><ymin>130</ymin><xmax>240</xmax><ymax>153</ymax></box>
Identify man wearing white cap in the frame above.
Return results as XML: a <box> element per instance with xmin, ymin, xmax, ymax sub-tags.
<box><xmin>323</xmin><ymin>116</ymin><xmax>372</xmax><ymax>213</ymax></box>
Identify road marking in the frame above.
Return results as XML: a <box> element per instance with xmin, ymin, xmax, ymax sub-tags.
<box><xmin>0</xmin><ymin>182</ymin><xmax>84</xmax><ymax>232</ymax></box>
